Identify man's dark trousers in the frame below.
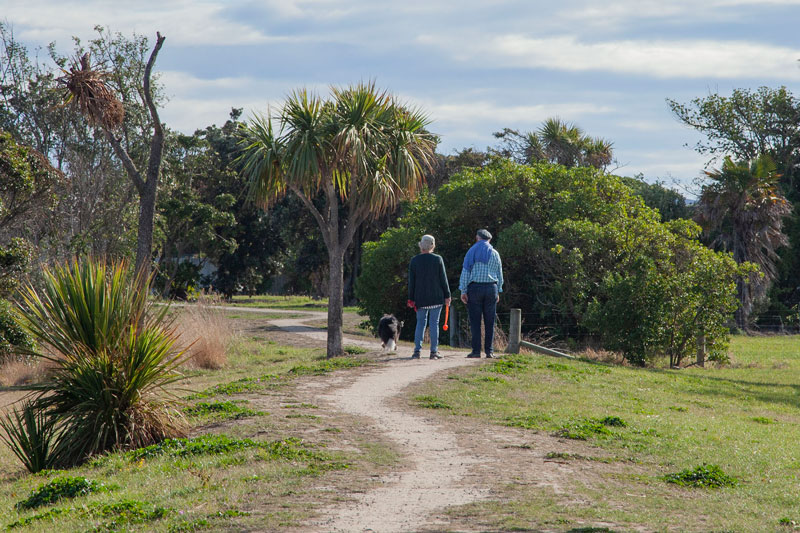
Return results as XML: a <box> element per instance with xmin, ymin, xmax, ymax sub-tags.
<box><xmin>467</xmin><ymin>282</ymin><xmax>497</xmax><ymax>355</ymax></box>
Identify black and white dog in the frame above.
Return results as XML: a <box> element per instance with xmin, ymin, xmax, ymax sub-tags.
<box><xmin>378</xmin><ymin>314</ymin><xmax>403</xmax><ymax>352</ymax></box>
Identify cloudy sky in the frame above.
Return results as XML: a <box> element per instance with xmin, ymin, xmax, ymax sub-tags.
<box><xmin>5</xmin><ymin>0</ymin><xmax>800</xmax><ymax>191</ymax></box>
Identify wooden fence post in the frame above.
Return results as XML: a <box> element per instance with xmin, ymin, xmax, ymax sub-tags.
<box><xmin>696</xmin><ymin>335</ymin><xmax>706</xmax><ymax>367</ymax></box>
<box><xmin>449</xmin><ymin>308</ymin><xmax>459</xmax><ymax>347</ymax></box>
<box><xmin>507</xmin><ymin>308</ymin><xmax>521</xmax><ymax>353</ymax></box>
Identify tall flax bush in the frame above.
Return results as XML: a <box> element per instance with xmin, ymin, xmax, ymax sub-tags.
<box><xmin>3</xmin><ymin>259</ymin><xmax>186</xmax><ymax>470</ymax></box>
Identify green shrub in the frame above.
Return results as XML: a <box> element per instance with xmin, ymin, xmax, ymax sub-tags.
<box><xmin>599</xmin><ymin>415</ymin><xmax>627</xmax><ymax>427</ymax></box>
<box><xmin>16</xmin><ymin>476</ymin><xmax>105</xmax><ymax>510</ymax></box>
<box><xmin>8</xmin><ymin>259</ymin><xmax>186</xmax><ymax>469</ymax></box>
<box><xmin>356</xmin><ymin>160</ymin><xmax>751</xmax><ymax>364</ymax></box>
<box><xmin>664</xmin><ymin>464</ymin><xmax>738</xmax><ymax>488</ymax></box>
<box><xmin>0</xmin><ymin>298</ymin><xmax>33</xmax><ymax>357</ymax></box>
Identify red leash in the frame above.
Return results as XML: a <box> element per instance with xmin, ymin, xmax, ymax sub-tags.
<box><xmin>409</xmin><ymin>300</ymin><xmax>450</xmax><ymax>330</ymax></box>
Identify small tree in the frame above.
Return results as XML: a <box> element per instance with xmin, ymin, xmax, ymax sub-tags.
<box><xmin>239</xmin><ymin>83</ymin><xmax>435</xmax><ymax>356</ymax></box>
<box><xmin>58</xmin><ymin>33</ymin><xmax>166</xmax><ymax>279</ymax></box>
<box><xmin>0</xmin><ymin>130</ymin><xmax>62</xmax><ymax>356</ymax></box>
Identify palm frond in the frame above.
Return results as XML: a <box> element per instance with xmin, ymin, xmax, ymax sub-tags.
<box><xmin>57</xmin><ymin>53</ymin><xmax>124</xmax><ymax>129</ymax></box>
<box><xmin>237</xmin><ymin>113</ymin><xmax>286</xmax><ymax>208</ymax></box>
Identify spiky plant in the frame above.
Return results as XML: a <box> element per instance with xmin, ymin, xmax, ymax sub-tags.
<box><xmin>0</xmin><ymin>401</ymin><xmax>60</xmax><ymax>473</ymax></box>
<box><xmin>13</xmin><ymin>259</ymin><xmax>186</xmax><ymax>466</ymax></box>
<box><xmin>58</xmin><ymin>53</ymin><xmax>124</xmax><ymax>130</ymax></box>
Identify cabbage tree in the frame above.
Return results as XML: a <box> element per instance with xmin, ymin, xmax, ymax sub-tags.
<box><xmin>239</xmin><ymin>83</ymin><xmax>435</xmax><ymax>356</ymax></box>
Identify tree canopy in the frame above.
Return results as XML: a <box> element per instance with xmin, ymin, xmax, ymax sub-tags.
<box><xmin>239</xmin><ymin>82</ymin><xmax>436</xmax><ymax>356</ymax></box>
<box><xmin>357</xmin><ymin>159</ymin><xmax>752</xmax><ymax>365</ymax></box>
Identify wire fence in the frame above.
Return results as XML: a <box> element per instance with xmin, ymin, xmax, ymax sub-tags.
<box><xmin>439</xmin><ymin>312</ymin><xmax>800</xmax><ymax>350</ymax></box>
<box><xmin>748</xmin><ymin>316</ymin><xmax>800</xmax><ymax>334</ymax></box>
<box><xmin>442</xmin><ymin>310</ymin><xmax>603</xmax><ymax>350</ymax></box>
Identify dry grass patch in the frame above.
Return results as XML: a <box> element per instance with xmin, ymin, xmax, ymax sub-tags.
<box><xmin>0</xmin><ymin>359</ymin><xmax>45</xmax><ymax>387</ymax></box>
<box><xmin>176</xmin><ymin>298</ymin><xmax>236</xmax><ymax>370</ymax></box>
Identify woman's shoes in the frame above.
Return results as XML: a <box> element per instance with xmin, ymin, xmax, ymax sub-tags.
<box><xmin>411</xmin><ymin>351</ymin><xmax>421</xmax><ymax>359</ymax></box>
<box><xmin>430</xmin><ymin>352</ymin><xmax>442</xmax><ymax>359</ymax></box>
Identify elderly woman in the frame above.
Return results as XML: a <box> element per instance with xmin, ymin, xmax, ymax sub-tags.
<box><xmin>408</xmin><ymin>234</ymin><xmax>451</xmax><ymax>359</ymax></box>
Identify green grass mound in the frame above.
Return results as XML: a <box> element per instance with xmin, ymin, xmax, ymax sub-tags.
<box><xmin>343</xmin><ymin>345</ymin><xmax>369</xmax><ymax>354</ymax></box>
<box><xmin>664</xmin><ymin>464</ymin><xmax>738</xmax><ymax>488</ymax></box>
<box><xmin>414</xmin><ymin>395</ymin><xmax>452</xmax><ymax>410</ymax></box>
<box><xmin>118</xmin><ymin>435</ymin><xmax>348</xmax><ymax>472</ymax></box>
<box><xmin>187</xmin><ymin>375</ymin><xmax>282</xmax><ymax>400</ymax></box>
<box><xmin>183</xmin><ymin>401</ymin><xmax>265</xmax><ymax>420</ymax></box>
<box><xmin>16</xmin><ymin>476</ymin><xmax>107</xmax><ymax>510</ymax></box>
<box><xmin>485</xmin><ymin>354</ymin><xmax>533</xmax><ymax>375</ymax></box>
<box><xmin>126</xmin><ymin>435</ymin><xmax>262</xmax><ymax>460</ymax></box>
<box><xmin>556</xmin><ymin>416</ymin><xmax>627</xmax><ymax>440</ymax></box>
<box><xmin>505</xmin><ymin>413</ymin><xmax>552</xmax><ymax>430</ymax></box>
<box><xmin>289</xmin><ymin>356</ymin><xmax>366</xmax><ymax>375</ymax></box>
<box><xmin>9</xmin><ymin>499</ymin><xmax>171</xmax><ymax>530</ymax></box>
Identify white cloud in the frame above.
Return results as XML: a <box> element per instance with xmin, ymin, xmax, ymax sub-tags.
<box><xmin>159</xmin><ymin>70</ymin><xmax>335</xmax><ymax>132</ymax></box>
<box><xmin>419</xmin><ymin>34</ymin><xmax>800</xmax><ymax>80</ymax></box>
<box><xmin>615</xmin><ymin>148</ymin><xmax>709</xmax><ymax>186</ymax></box>
<box><xmin>411</xmin><ymin>98</ymin><xmax>615</xmax><ymax>129</ymax></box>
<box><xmin>558</xmin><ymin>0</ymin><xmax>800</xmax><ymax>27</ymax></box>
<box><xmin>5</xmin><ymin>0</ymin><xmax>276</xmax><ymax>46</ymax></box>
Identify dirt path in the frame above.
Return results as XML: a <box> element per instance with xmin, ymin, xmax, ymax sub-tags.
<box><xmin>316</xmin><ymin>354</ymin><xmax>489</xmax><ymax>532</ymax></box>
<box><xmin>223</xmin><ymin>306</ymin><xmax>492</xmax><ymax>532</ymax></box>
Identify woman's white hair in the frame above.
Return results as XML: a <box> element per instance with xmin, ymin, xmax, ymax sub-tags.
<box><xmin>419</xmin><ymin>234</ymin><xmax>435</xmax><ymax>252</ymax></box>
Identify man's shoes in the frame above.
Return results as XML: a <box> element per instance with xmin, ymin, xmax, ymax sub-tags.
<box><xmin>466</xmin><ymin>352</ymin><xmax>481</xmax><ymax>358</ymax></box>
<box><xmin>430</xmin><ymin>352</ymin><xmax>442</xmax><ymax>359</ymax></box>
<box><xmin>411</xmin><ymin>351</ymin><xmax>421</xmax><ymax>359</ymax></box>
<box><xmin>485</xmin><ymin>352</ymin><xmax>495</xmax><ymax>358</ymax></box>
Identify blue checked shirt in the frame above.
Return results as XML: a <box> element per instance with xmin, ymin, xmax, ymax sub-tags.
<box><xmin>459</xmin><ymin>248</ymin><xmax>504</xmax><ymax>294</ymax></box>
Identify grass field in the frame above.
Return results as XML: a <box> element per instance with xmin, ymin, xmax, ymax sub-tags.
<box><xmin>229</xmin><ymin>294</ymin><xmax>360</xmax><ymax>314</ymax></box>
<box><xmin>5</xmin><ymin>302</ymin><xmax>800</xmax><ymax>532</ymax></box>
<box><xmin>409</xmin><ymin>335</ymin><xmax>800</xmax><ymax>531</ymax></box>
<box><xmin>0</xmin><ymin>328</ymin><xmax>389</xmax><ymax>532</ymax></box>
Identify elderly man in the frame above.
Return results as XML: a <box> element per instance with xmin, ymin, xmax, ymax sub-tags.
<box><xmin>459</xmin><ymin>229</ymin><xmax>504</xmax><ymax>358</ymax></box>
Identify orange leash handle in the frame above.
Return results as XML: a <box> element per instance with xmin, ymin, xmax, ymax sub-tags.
<box><xmin>443</xmin><ymin>304</ymin><xmax>450</xmax><ymax>331</ymax></box>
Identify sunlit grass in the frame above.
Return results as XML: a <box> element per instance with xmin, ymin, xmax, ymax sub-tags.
<box><xmin>0</xmin><ymin>324</ymin><xmax>374</xmax><ymax>532</ymax></box>
<box><xmin>414</xmin><ymin>335</ymin><xmax>800</xmax><ymax>531</ymax></box>
<box><xmin>229</xmin><ymin>295</ymin><xmax>359</xmax><ymax>314</ymax></box>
